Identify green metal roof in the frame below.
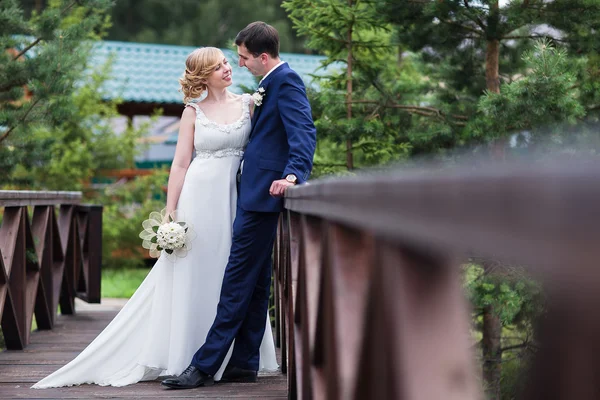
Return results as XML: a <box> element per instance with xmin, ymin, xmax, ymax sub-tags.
<box><xmin>91</xmin><ymin>40</ymin><xmax>329</xmax><ymax>105</ymax></box>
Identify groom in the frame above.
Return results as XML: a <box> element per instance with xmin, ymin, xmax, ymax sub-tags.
<box><xmin>162</xmin><ymin>22</ymin><xmax>317</xmax><ymax>389</ymax></box>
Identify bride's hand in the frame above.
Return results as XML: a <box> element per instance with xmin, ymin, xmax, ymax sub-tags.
<box><xmin>162</xmin><ymin>211</ymin><xmax>173</xmax><ymax>225</ymax></box>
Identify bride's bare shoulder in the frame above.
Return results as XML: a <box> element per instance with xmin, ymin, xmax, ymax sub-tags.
<box><xmin>228</xmin><ymin>93</ymin><xmax>245</xmax><ymax>102</ymax></box>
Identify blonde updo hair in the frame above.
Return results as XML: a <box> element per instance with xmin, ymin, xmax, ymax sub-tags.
<box><xmin>179</xmin><ymin>47</ymin><xmax>225</xmax><ymax>103</ymax></box>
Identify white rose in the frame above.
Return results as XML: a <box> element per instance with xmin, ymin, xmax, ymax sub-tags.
<box><xmin>251</xmin><ymin>92</ymin><xmax>263</xmax><ymax>106</ymax></box>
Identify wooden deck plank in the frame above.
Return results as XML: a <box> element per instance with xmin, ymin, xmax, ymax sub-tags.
<box><xmin>0</xmin><ymin>384</ymin><xmax>288</xmax><ymax>399</ymax></box>
<box><xmin>0</xmin><ymin>352</ymin><xmax>81</xmax><ymax>365</ymax></box>
<box><xmin>0</xmin><ymin>303</ymin><xmax>287</xmax><ymax>399</ymax></box>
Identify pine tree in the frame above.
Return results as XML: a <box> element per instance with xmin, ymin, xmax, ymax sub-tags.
<box><xmin>473</xmin><ymin>41</ymin><xmax>585</xmax><ymax>142</ymax></box>
<box><xmin>377</xmin><ymin>0</ymin><xmax>600</xmax><ymax>150</ymax></box>
<box><xmin>282</xmin><ymin>0</ymin><xmax>409</xmax><ymax>170</ymax></box>
<box><xmin>379</xmin><ymin>0</ymin><xmax>600</xmax><ymax>93</ymax></box>
<box><xmin>1</xmin><ymin>60</ymin><xmax>153</xmax><ymax>190</ymax></box>
<box><xmin>0</xmin><ymin>0</ymin><xmax>112</xmax><ymax>145</ymax></box>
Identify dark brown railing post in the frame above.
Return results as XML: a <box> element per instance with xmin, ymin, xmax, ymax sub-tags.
<box><xmin>79</xmin><ymin>205</ymin><xmax>102</xmax><ymax>303</ymax></box>
<box><xmin>32</xmin><ymin>205</ymin><xmax>61</xmax><ymax>329</ymax></box>
<box><xmin>275</xmin><ymin>213</ymin><xmax>289</xmax><ymax>375</ymax></box>
<box><xmin>0</xmin><ymin>207</ymin><xmax>30</xmax><ymax>349</ymax></box>
<box><xmin>58</xmin><ymin>204</ymin><xmax>78</xmax><ymax>315</ymax></box>
<box><xmin>0</xmin><ymin>191</ymin><xmax>103</xmax><ymax>350</ymax></box>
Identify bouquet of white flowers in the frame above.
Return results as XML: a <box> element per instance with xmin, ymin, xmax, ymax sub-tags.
<box><xmin>139</xmin><ymin>208</ymin><xmax>196</xmax><ymax>261</ymax></box>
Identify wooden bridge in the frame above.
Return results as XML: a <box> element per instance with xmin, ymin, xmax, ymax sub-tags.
<box><xmin>3</xmin><ymin>159</ymin><xmax>600</xmax><ymax>399</ymax></box>
<box><xmin>0</xmin><ymin>300</ymin><xmax>286</xmax><ymax>398</ymax></box>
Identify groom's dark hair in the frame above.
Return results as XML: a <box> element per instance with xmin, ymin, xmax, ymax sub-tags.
<box><xmin>235</xmin><ymin>21</ymin><xmax>280</xmax><ymax>58</ymax></box>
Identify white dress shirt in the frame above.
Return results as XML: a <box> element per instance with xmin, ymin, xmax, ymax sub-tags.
<box><xmin>259</xmin><ymin>61</ymin><xmax>286</xmax><ymax>85</ymax></box>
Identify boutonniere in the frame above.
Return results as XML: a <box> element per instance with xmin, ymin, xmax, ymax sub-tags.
<box><xmin>251</xmin><ymin>87</ymin><xmax>265</xmax><ymax>106</ymax></box>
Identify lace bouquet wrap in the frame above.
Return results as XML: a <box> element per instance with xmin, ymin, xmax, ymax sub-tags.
<box><xmin>139</xmin><ymin>208</ymin><xmax>196</xmax><ymax>261</ymax></box>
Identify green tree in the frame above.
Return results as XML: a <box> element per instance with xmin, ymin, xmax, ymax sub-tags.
<box><xmin>2</xmin><ymin>61</ymin><xmax>153</xmax><ymax>190</ymax></box>
<box><xmin>102</xmin><ymin>0</ymin><xmax>305</xmax><ymax>53</ymax></box>
<box><xmin>1</xmin><ymin>0</ymin><xmax>112</xmax><ymax>146</ymax></box>
<box><xmin>472</xmin><ymin>42</ymin><xmax>585</xmax><ymax>143</ymax></box>
<box><xmin>379</xmin><ymin>0</ymin><xmax>600</xmax><ymax>89</ymax></box>
<box><xmin>283</xmin><ymin>0</ymin><xmax>415</xmax><ymax>171</ymax></box>
<box><xmin>376</xmin><ymin>0</ymin><xmax>600</xmax><ymax>151</ymax></box>
<box><xmin>1</xmin><ymin>0</ymin><xmax>155</xmax><ymax>191</ymax></box>
<box><xmin>464</xmin><ymin>262</ymin><xmax>544</xmax><ymax>400</ymax></box>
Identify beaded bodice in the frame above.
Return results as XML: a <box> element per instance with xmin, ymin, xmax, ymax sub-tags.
<box><xmin>185</xmin><ymin>94</ymin><xmax>251</xmax><ymax>159</ymax></box>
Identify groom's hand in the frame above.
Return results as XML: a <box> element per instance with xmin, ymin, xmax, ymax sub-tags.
<box><xmin>269</xmin><ymin>179</ymin><xmax>295</xmax><ymax>197</ymax></box>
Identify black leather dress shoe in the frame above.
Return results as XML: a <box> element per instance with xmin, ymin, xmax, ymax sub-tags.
<box><xmin>161</xmin><ymin>365</ymin><xmax>214</xmax><ymax>389</ymax></box>
<box><xmin>219</xmin><ymin>365</ymin><xmax>258</xmax><ymax>383</ymax></box>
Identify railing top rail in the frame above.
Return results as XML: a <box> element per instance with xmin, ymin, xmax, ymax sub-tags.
<box><xmin>285</xmin><ymin>160</ymin><xmax>600</xmax><ymax>279</ymax></box>
<box><xmin>0</xmin><ymin>190</ymin><xmax>82</xmax><ymax>207</ymax></box>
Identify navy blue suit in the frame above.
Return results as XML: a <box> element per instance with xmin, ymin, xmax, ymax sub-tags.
<box><xmin>192</xmin><ymin>63</ymin><xmax>317</xmax><ymax>374</ymax></box>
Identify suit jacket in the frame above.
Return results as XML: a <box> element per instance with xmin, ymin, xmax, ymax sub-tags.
<box><xmin>239</xmin><ymin>63</ymin><xmax>317</xmax><ymax>213</ymax></box>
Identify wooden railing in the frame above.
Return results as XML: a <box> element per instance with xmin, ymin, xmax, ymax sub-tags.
<box><xmin>0</xmin><ymin>191</ymin><xmax>102</xmax><ymax>350</ymax></box>
<box><xmin>275</xmin><ymin>161</ymin><xmax>600</xmax><ymax>399</ymax></box>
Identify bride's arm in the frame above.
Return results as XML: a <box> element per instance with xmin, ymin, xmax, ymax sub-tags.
<box><xmin>165</xmin><ymin>106</ymin><xmax>196</xmax><ymax>218</ymax></box>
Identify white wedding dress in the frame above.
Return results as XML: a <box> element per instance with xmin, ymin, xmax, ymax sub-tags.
<box><xmin>33</xmin><ymin>93</ymin><xmax>278</xmax><ymax>388</ymax></box>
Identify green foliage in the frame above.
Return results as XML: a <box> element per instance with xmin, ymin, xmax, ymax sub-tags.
<box><xmin>375</xmin><ymin>0</ymin><xmax>600</xmax><ymax>154</ymax></box>
<box><xmin>465</xmin><ymin>263</ymin><xmax>544</xmax><ymax>329</ymax></box>
<box><xmin>377</xmin><ymin>0</ymin><xmax>600</xmax><ymax>80</ymax></box>
<box><xmin>99</xmin><ymin>169</ymin><xmax>168</xmax><ymax>269</ymax></box>
<box><xmin>283</xmin><ymin>0</ymin><xmax>389</xmax><ymax>63</ymax></box>
<box><xmin>376</xmin><ymin>0</ymin><xmax>530</xmax><ymax>94</ymax></box>
<box><xmin>284</xmin><ymin>0</ymin><xmax>418</xmax><ymax>169</ymax></box>
<box><xmin>499</xmin><ymin>355</ymin><xmax>530</xmax><ymax>400</ymax></box>
<box><xmin>1</xmin><ymin>60</ymin><xmax>153</xmax><ymax>189</ymax></box>
<box><xmin>575</xmin><ymin>53</ymin><xmax>600</xmax><ymax>123</ymax></box>
<box><xmin>470</xmin><ymin>41</ymin><xmax>586</xmax><ymax>141</ymax></box>
<box><xmin>0</xmin><ymin>0</ymin><xmax>113</xmax><ymax>146</ymax></box>
<box><xmin>99</xmin><ymin>0</ymin><xmax>305</xmax><ymax>53</ymax></box>
<box><xmin>464</xmin><ymin>262</ymin><xmax>544</xmax><ymax>399</ymax></box>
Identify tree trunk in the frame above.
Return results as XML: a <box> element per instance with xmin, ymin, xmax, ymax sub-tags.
<box><xmin>482</xmin><ymin>304</ymin><xmax>502</xmax><ymax>400</ymax></box>
<box><xmin>485</xmin><ymin>39</ymin><xmax>500</xmax><ymax>94</ymax></box>
<box><xmin>486</xmin><ymin>0</ymin><xmax>504</xmax><ymax>160</ymax></box>
<box><xmin>481</xmin><ymin>257</ymin><xmax>503</xmax><ymax>399</ymax></box>
<box><xmin>485</xmin><ymin>39</ymin><xmax>507</xmax><ymax>161</ymax></box>
<box><xmin>345</xmin><ymin>0</ymin><xmax>354</xmax><ymax>170</ymax></box>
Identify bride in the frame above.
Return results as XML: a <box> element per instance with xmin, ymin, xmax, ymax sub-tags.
<box><xmin>32</xmin><ymin>47</ymin><xmax>279</xmax><ymax>388</ymax></box>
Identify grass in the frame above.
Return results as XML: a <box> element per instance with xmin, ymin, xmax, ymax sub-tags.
<box><xmin>101</xmin><ymin>267</ymin><xmax>151</xmax><ymax>298</ymax></box>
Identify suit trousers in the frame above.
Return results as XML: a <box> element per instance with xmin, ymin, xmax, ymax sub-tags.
<box><xmin>191</xmin><ymin>204</ymin><xmax>280</xmax><ymax>374</ymax></box>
